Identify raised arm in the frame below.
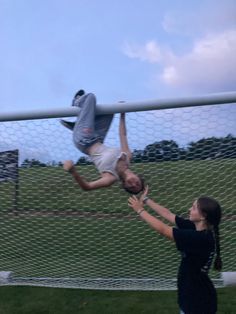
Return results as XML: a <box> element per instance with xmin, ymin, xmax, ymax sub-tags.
<box><xmin>141</xmin><ymin>187</ymin><xmax>176</xmax><ymax>224</ymax></box>
<box><xmin>145</xmin><ymin>199</ymin><xmax>176</xmax><ymax>224</ymax></box>
<box><xmin>128</xmin><ymin>195</ymin><xmax>174</xmax><ymax>240</ymax></box>
<box><xmin>63</xmin><ymin>160</ymin><xmax>116</xmax><ymax>191</ymax></box>
<box><xmin>119</xmin><ymin>113</ymin><xmax>132</xmax><ymax>160</ymax></box>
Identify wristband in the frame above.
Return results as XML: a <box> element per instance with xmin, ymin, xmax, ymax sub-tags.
<box><xmin>137</xmin><ymin>208</ymin><xmax>145</xmax><ymax>215</ymax></box>
<box><xmin>143</xmin><ymin>196</ymin><xmax>149</xmax><ymax>204</ymax></box>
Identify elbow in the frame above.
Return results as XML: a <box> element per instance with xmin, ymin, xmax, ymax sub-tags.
<box><xmin>81</xmin><ymin>184</ymin><xmax>92</xmax><ymax>191</ymax></box>
<box><xmin>158</xmin><ymin>225</ymin><xmax>166</xmax><ymax>236</ymax></box>
<box><xmin>158</xmin><ymin>225</ymin><xmax>173</xmax><ymax>240</ymax></box>
<box><xmin>81</xmin><ymin>187</ymin><xmax>89</xmax><ymax>191</ymax></box>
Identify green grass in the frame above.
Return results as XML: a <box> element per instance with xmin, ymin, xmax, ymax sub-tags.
<box><xmin>1</xmin><ymin>159</ymin><xmax>235</xmax><ymax>213</ymax></box>
<box><xmin>0</xmin><ymin>286</ymin><xmax>235</xmax><ymax>314</ymax></box>
<box><xmin>0</xmin><ymin>216</ymin><xmax>180</xmax><ymax>279</ymax></box>
<box><xmin>0</xmin><ymin>159</ymin><xmax>235</xmax><ymax>307</ymax></box>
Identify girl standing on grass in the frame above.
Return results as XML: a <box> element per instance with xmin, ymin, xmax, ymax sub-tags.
<box><xmin>128</xmin><ymin>187</ymin><xmax>222</xmax><ymax>314</ymax></box>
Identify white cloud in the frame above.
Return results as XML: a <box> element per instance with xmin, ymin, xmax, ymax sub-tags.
<box><xmin>162</xmin><ymin>11</ymin><xmax>195</xmax><ymax>35</ymax></box>
<box><xmin>122</xmin><ymin>29</ymin><xmax>236</xmax><ymax>92</ymax></box>
<box><xmin>122</xmin><ymin>40</ymin><xmax>162</xmax><ymax>63</ymax></box>
<box><xmin>161</xmin><ymin>29</ymin><xmax>236</xmax><ymax>91</ymax></box>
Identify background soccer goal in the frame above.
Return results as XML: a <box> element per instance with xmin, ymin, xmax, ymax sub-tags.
<box><xmin>0</xmin><ymin>93</ymin><xmax>235</xmax><ymax>290</ymax></box>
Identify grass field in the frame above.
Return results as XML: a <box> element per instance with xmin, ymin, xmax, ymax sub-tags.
<box><xmin>1</xmin><ymin>159</ymin><xmax>236</xmax><ymax>213</ymax></box>
<box><xmin>0</xmin><ymin>286</ymin><xmax>235</xmax><ymax>314</ymax></box>
<box><xmin>0</xmin><ymin>159</ymin><xmax>235</xmax><ymax>306</ymax></box>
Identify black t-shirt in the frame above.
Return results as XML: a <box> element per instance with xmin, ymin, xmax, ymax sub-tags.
<box><xmin>173</xmin><ymin>216</ymin><xmax>217</xmax><ymax>314</ymax></box>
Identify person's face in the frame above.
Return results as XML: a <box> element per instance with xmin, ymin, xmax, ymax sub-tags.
<box><xmin>188</xmin><ymin>200</ymin><xmax>204</xmax><ymax>222</ymax></box>
<box><xmin>124</xmin><ymin>174</ymin><xmax>142</xmax><ymax>194</ymax></box>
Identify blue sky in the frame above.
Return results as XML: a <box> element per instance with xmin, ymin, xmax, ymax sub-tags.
<box><xmin>0</xmin><ymin>0</ymin><xmax>236</xmax><ymax>162</ymax></box>
<box><xmin>1</xmin><ymin>0</ymin><xmax>236</xmax><ymax>111</ymax></box>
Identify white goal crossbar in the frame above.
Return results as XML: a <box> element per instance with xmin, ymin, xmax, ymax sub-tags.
<box><xmin>0</xmin><ymin>91</ymin><xmax>236</xmax><ymax>122</ymax></box>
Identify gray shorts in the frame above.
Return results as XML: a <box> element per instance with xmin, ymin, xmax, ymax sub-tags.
<box><xmin>72</xmin><ymin>93</ymin><xmax>113</xmax><ymax>154</ymax></box>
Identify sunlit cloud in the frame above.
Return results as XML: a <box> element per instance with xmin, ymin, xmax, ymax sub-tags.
<box><xmin>122</xmin><ymin>40</ymin><xmax>162</xmax><ymax>63</ymax></box>
<box><xmin>161</xmin><ymin>29</ymin><xmax>236</xmax><ymax>91</ymax></box>
<box><xmin>122</xmin><ymin>29</ymin><xmax>236</xmax><ymax>92</ymax></box>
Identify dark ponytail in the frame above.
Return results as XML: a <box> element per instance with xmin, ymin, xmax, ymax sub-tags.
<box><xmin>197</xmin><ymin>196</ymin><xmax>222</xmax><ymax>272</ymax></box>
<box><xmin>213</xmin><ymin>224</ymin><xmax>222</xmax><ymax>271</ymax></box>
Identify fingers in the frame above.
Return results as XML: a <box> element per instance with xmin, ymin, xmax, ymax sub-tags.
<box><xmin>128</xmin><ymin>196</ymin><xmax>141</xmax><ymax>208</ymax></box>
<box><xmin>140</xmin><ymin>186</ymin><xmax>148</xmax><ymax>202</ymax></box>
<box><xmin>129</xmin><ymin>195</ymin><xmax>137</xmax><ymax>201</ymax></box>
<box><xmin>63</xmin><ymin>160</ymin><xmax>74</xmax><ymax>172</ymax></box>
<box><xmin>144</xmin><ymin>185</ymin><xmax>149</xmax><ymax>195</ymax></box>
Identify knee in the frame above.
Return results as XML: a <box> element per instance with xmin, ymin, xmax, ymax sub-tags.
<box><xmin>86</xmin><ymin>93</ymin><xmax>96</xmax><ymax>103</ymax></box>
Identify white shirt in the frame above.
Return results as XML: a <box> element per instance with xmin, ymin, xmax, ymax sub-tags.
<box><xmin>90</xmin><ymin>144</ymin><xmax>129</xmax><ymax>179</ymax></box>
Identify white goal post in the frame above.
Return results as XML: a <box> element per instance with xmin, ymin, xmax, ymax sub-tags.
<box><xmin>0</xmin><ymin>92</ymin><xmax>235</xmax><ymax>290</ymax></box>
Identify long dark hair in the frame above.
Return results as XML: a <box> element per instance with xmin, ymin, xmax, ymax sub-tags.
<box><xmin>197</xmin><ymin>196</ymin><xmax>222</xmax><ymax>271</ymax></box>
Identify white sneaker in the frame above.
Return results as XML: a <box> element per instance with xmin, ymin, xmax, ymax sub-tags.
<box><xmin>72</xmin><ymin>89</ymin><xmax>85</xmax><ymax>107</ymax></box>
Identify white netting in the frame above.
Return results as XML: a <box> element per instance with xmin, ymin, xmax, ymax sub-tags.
<box><xmin>0</xmin><ymin>103</ymin><xmax>235</xmax><ymax>290</ymax></box>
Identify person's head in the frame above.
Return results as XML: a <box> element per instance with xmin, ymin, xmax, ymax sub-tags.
<box><xmin>121</xmin><ymin>173</ymin><xmax>144</xmax><ymax>194</ymax></box>
<box><xmin>189</xmin><ymin>196</ymin><xmax>222</xmax><ymax>271</ymax></box>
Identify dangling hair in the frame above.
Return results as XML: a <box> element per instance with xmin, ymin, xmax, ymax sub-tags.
<box><xmin>197</xmin><ymin>196</ymin><xmax>223</xmax><ymax>271</ymax></box>
<box><xmin>213</xmin><ymin>224</ymin><xmax>222</xmax><ymax>271</ymax></box>
<box><xmin>120</xmin><ymin>175</ymin><xmax>145</xmax><ymax>195</ymax></box>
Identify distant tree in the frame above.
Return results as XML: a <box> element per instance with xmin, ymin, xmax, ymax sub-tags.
<box><xmin>21</xmin><ymin>158</ymin><xmax>30</xmax><ymax>168</ymax></box>
<box><xmin>186</xmin><ymin>135</ymin><xmax>236</xmax><ymax>160</ymax></box>
<box><xmin>131</xmin><ymin>134</ymin><xmax>236</xmax><ymax>163</ymax></box>
<box><xmin>132</xmin><ymin>149</ymin><xmax>144</xmax><ymax>163</ymax></box>
<box><xmin>219</xmin><ymin>134</ymin><xmax>236</xmax><ymax>158</ymax></box>
<box><xmin>76</xmin><ymin>156</ymin><xmax>92</xmax><ymax>165</ymax></box>
<box><xmin>21</xmin><ymin>158</ymin><xmax>47</xmax><ymax>168</ymax></box>
<box><xmin>143</xmin><ymin>140</ymin><xmax>181</xmax><ymax>162</ymax></box>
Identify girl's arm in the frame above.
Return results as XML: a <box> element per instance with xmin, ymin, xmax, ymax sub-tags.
<box><xmin>128</xmin><ymin>195</ymin><xmax>174</xmax><ymax>240</ymax></box>
<box><xmin>140</xmin><ymin>187</ymin><xmax>176</xmax><ymax>224</ymax></box>
<box><xmin>119</xmin><ymin>113</ymin><xmax>132</xmax><ymax>160</ymax></box>
<box><xmin>145</xmin><ymin>199</ymin><xmax>176</xmax><ymax>224</ymax></box>
<box><xmin>63</xmin><ymin>160</ymin><xmax>116</xmax><ymax>190</ymax></box>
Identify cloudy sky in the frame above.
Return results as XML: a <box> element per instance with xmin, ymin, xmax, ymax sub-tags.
<box><xmin>1</xmin><ymin>0</ymin><xmax>236</xmax><ymax>111</ymax></box>
<box><xmin>0</xmin><ymin>0</ymin><xmax>236</xmax><ymax>162</ymax></box>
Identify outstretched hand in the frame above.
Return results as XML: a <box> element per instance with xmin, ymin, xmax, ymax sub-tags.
<box><xmin>128</xmin><ymin>195</ymin><xmax>143</xmax><ymax>213</ymax></box>
<box><xmin>128</xmin><ymin>186</ymin><xmax>149</xmax><ymax>213</ymax></box>
<box><xmin>140</xmin><ymin>185</ymin><xmax>149</xmax><ymax>203</ymax></box>
<box><xmin>63</xmin><ymin>160</ymin><xmax>74</xmax><ymax>172</ymax></box>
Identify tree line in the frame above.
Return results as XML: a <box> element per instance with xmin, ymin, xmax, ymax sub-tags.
<box><xmin>21</xmin><ymin>134</ymin><xmax>236</xmax><ymax>167</ymax></box>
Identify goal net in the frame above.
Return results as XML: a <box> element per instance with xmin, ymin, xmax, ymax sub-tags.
<box><xmin>0</xmin><ymin>100</ymin><xmax>235</xmax><ymax>290</ymax></box>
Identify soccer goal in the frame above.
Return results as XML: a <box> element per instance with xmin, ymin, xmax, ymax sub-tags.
<box><xmin>0</xmin><ymin>92</ymin><xmax>235</xmax><ymax>290</ymax></box>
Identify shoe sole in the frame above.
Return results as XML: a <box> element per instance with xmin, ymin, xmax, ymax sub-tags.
<box><xmin>60</xmin><ymin>119</ymin><xmax>75</xmax><ymax>130</ymax></box>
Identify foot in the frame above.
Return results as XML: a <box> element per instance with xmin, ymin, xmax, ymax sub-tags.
<box><xmin>60</xmin><ymin>119</ymin><xmax>75</xmax><ymax>130</ymax></box>
<box><xmin>72</xmin><ymin>89</ymin><xmax>85</xmax><ymax>107</ymax></box>
<box><xmin>63</xmin><ymin>160</ymin><xmax>74</xmax><ymax>172</ymax></box>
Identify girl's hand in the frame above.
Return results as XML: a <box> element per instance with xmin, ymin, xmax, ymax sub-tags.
<box><xmin>63</xmin><ymin>160</ymin><xmax>74</xmax><ymax>172</ymax></box>
<box><xmin>140</xmin><ymin>185</ymin><xmax>149</xmax><ymax>203</ymax></box>
<box><xmin>128</xmin><ymin>195</ymin><xmax>143</xmax><ymax>213</ymax></box>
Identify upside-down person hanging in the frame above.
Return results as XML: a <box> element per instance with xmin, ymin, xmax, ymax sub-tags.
<box><xmin>61</xmin><ymin>90</ymin><xmax>144</xmax><ymax>193</ymax></box>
